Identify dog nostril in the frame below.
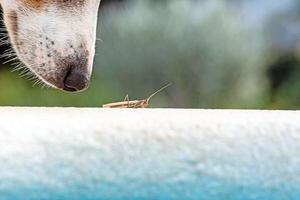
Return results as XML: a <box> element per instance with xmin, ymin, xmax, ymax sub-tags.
<box><xmin>63</xmin><ymin>68</ymin><xmax>89</xmax><ymax>92</ymax></box>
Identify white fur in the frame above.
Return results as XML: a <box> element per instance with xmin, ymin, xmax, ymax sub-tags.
<box><xmin>1</xmin><ymin>0</ymin><xmax>101</xmax><ymax>89</ymax></box>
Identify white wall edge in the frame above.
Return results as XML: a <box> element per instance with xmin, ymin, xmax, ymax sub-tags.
<box><xmin>0</xmin><ymin>107</ymin><xmax>299</xmax><ymax>199</ymax></box>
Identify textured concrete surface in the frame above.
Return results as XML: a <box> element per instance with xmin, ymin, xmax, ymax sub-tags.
<box><xmin>0</xmin><ymin>107</ymin><xmax>299</xmax><ymax>200</ymax></box>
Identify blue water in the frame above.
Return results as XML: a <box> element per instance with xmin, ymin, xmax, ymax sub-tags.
<box><xmin>1</xmin><ymin>175</ymin><xmax>299</xmax><ymax>200</ymax></box>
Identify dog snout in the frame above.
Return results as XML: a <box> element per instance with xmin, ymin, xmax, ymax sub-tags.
<box><xmin>63</xmin><ymin>67</ymin><xmax>89</xmax><ymax>92</ymax></box>
<box><xmin>45</xmin><ymin>55</ymin><xmax>91</xmax><ymax>92</ymax></box>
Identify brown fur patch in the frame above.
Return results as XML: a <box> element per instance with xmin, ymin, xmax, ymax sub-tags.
<box><xmin>22</xmin><ymin>0</ymin><xmax>45</xmax><ymax>9</ymax></box>
<box><xmin>4</xmin><ymin>10</ymin><xmax>18</xmax><ymax>43</ymax></box>
<box><xmin>22</xmin><ymin>0</ymin><xmax>86</xmax><ymax>10</ymax></box>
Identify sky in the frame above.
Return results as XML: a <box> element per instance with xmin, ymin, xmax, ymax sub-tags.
<box><xmin>238</xmin><ymin>0</ymin><xmax>295</xmax><ymax>24</ymax></box>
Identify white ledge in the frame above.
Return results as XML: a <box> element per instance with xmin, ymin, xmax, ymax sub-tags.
<box><xmin>0</xmin><ymin>107</ymin><xmax>299</xmax><ymax>200</ymax></box>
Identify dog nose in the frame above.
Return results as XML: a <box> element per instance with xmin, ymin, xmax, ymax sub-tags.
<box><xmin>63</xmin><ymin>68</ymin><xmax>89</xmax><ymax>92</ymax></box>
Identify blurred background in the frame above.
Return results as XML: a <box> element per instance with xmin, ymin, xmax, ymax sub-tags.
<box><xmin>1</xmin><ymin>0</ymin><xmax>300</xmax><ymax>108</ymax></box>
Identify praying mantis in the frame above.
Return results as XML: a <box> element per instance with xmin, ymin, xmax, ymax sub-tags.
<box><xmin>103</xmin><ymin>83</ymin><xmax>172</xmax><ymax>108</ymax></box>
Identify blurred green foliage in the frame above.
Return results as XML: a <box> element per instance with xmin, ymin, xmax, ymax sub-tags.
<box><xmin>0</xmin><ymin>70</ymin><xmax>115</xmax><ymax>106</ymax></box>
<box><xmin>97</xmin><ymin>0</ymin><xmax>269</xmax><ymax>108</ymax></box>
<box><xmin>0</xmin><ymin>0</ymin><xmax>299</xmax><ymax>108</ymax></box>
<box><xmin>271</xmin><ymin>67</ymin><xmax>300</xmax><ymax>109</ymax></box>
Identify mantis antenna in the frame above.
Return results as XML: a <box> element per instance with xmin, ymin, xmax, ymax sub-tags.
<box><xmin>146</xmin><ymin>83</ymin><xmax>172</xmax><ymax>103</ymax></box>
